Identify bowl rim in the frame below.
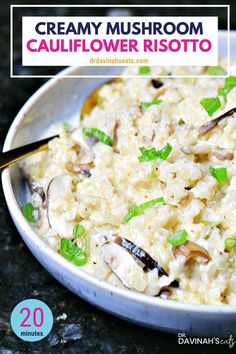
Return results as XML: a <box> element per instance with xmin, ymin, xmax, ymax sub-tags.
<box><xmin>2</xmin><ymin>30</ymin><xmax>236</xmax><ymax>314</ymax></box>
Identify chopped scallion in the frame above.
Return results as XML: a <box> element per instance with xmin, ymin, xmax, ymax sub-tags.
<box><xmin>82</xmin><ymin>127</ymin><xmax>113</xmax><ymax>146</ymax></box>
<box><xmin>124</xmin><ymin>197</ymin><xmax>165</xmax><ymax>223</ymax></box>
<box><xmin>73</xmin><ymin>224</ymin><xmax>85</xmax><ymax>239</ymax></box>
<box><xmin>139</xmin><ymin>66</ymin><xmax>151</xmax><ymax>75</ymax></box>
<box><xmin>138</xmin><ymin>147</ymin><xmax>159</xmax><ymax>162</ymax></box>
<box><xmin>138</xmin><ymin>143</ymin><xmax>172</xmax><ymax>163</ymax></box>
<box><xmin>73</xmin><ymin>224</ymin><xmax>86</xmax><ymax>251</ymax></box>
<box><xmin>22</xmin><ymin>202</ymin><xmax>35</xmax><ymax>223</ymax></box>
<box><xmin>60</xmin><ymin>224</ymin><xmax>87</xmax><ymax>266</ymax></box>
<box><xmin>218</xmin><ymin>86</ymin><xmax>232</xmax><ymax>97</ymax></box>
<box><xmin>209</xmin><ymin>165</ymin><xmax>229</xmax><ymax>184</ymax></box>
<box><xmin>218</xmin><ymin>76</ymin><xmax>236</xmax><ymax>98</ymax></box>
<box><xmin>141</xmin><ymin>100</ymin><xmax>162</xmax><ymax>108</ymax></box>
<box><xmin>60</xmin><ymin>239</ymin><xmax>87</xmax><ymax>266</ymax></box>
<box><xmin>225</xmin><ymin>237</ymin><xmax>236</xmax><ymax>252</ymax></box>
<box><xmin>200</xmin><ymin>97</ymin><xmax>221</xmax><ymax>116</ymax></box>
<box><xmin>167</xmin><ymin>230</ymin><xmax>188</xmax><ymax>247</ymax></box>
<box><xmin>158</xmin><ymin>143</ymin><xmax>173</xmax><ymax>160</ymax></box>
<box><xmin>208</xmin><ymin>66</ymin><xmax>227</xmax><ymax>76</ymax></box>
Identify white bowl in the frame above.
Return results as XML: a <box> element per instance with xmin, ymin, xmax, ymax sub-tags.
<box><xmin>2</xmin><ymin>31</ymin><xmax>236</xmax><ymax>337</ymax></box>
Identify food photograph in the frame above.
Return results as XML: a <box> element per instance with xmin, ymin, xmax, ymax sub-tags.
<box><xmin>1</xmin><ymin>1</ymin><xmax>236</xmax><ymax>353</ymax></box>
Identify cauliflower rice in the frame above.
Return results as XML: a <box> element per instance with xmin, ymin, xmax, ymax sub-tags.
<box><xmin>22</xmin><ymin>64</ymin><xmax>236</xmax><ymax>305</ymax></box>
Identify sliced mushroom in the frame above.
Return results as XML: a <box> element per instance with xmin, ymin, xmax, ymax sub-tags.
<box><xmin>212</xmin><ymin>149</ymin><xmax>234</xmax><ymax>161</ymax></box>
<box><xmin>115</xmin><ymin>236</ymin><xmax>167</xmax><ymax>276</ymax></box>
<box><xmin>199</xmin><ymin>107</ymin><xmax>236</xmax><ymax>135</ymax></box>
<box><xmin>27</xmin><ymin>176</ymin><xmax>46</xmax><ymax>205</ymax></box>
<box><xmin>66</xmin><ymin>161</ymin><xmax>95</xmax><ymax>177</ymax></box>
<box><xmin>181</xmin><ymin>144</ymin><xmax>234</xmax><ymax>161</ymax></box>
<box><xmin>113</xmin><ymin>120</ymin><xmax>120</xmax><ymax>153</ymax></box>
<box><xmin>115</xmin><ymin>236</ymin><xmax>179</xmax><ymax>288</ymax></box>
<box><xmin>151</xmin><ymin>129</ymin><xmax>156</xmax><ymax>142</ymax></box>
<box><xmin>102</xmin><ymin>242</ymin><xmax>148</xmax><ymax>292</ymax></box>
<box><xmin>181</xmin><ymin>144</ymin><xmax>211</xmax><ymax>155</ymax></box>
<box><xmin>158</xmin><ymin>286</ymin><xmax>172</xmax><ymax>299</ymax></box>
<box><xmin>47</xmin><ymin>174</ymin><xmax>76</xmax><ymax>237</ymax></box>
<box><xmin>102</xmin><ymin>238</ymin><xmax>179</xmax><ymax>296</ymax></box>
<box><xmin>173</xmin><ymin>240</ymin><xmax>211</xmax><ymax>264</ymax></box>
<box><xmin>102</xmin><ymin>241</ymin><xmax>175</xmax><ymax>296</ymax></box>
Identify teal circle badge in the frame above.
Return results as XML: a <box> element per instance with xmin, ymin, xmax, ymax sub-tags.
<box><xmin>10</xmin><ymin>299</ymin><xmax>53</xmax><ymax>342</ymax></box>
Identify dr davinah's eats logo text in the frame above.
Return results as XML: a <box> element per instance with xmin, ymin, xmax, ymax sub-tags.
<box><xmin>22</xmin><ymin>16</ymin><xmax>218</xmax><ymax>67</ymax></box>
<box><xmin>178</xmin><ymin>333</ymin><xmax>236</xmax><ymax>348</ymax></box>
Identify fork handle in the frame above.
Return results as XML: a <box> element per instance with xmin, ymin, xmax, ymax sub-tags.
<box><xmin>0</xmin><ymin>135</ymin><xmax>59</xmax><ymax>169</ymax></box>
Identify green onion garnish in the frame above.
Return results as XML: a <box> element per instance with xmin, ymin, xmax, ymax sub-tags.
<box><xmin>73</xmin><ymin>224</ymin><xmax>86</xmax><ymax>251</ymax></box>
<box><xmin>158</xmin><ymin>143</ymin><xmax>173</xmax><ymax>160</ymax></box>
<box><xmin>60</xmin><ymin>239</ymin><xmax>87</xmax><ymax>266</ymax></box>
<box><xmin>141</xmin><ymin>100</ymin><xmax>162</xmax><ymax>108</ymax></box>
<box><xmin>22</xmin><ymin>202</ymin><xmax>35</xmax><ymax>223</ymax></box>
<box><xmin>138</xmin><ymin>143</ymin><xmax>172</xmax><ymax>162</ymax></box>
<box><xmin>60</xmin><ymin>224</ymin><xmax>87</xmax><ymax>266</ymax></box>
<box><xmin>124</xmin><ymin>197</ymin><xmax>165</xmax><ymax>223</ymax></box>
<box><xmin>208</xmin><ymin>66</ymin><xmax>227</xmax><ymax>76</ymax></box>
<box><xmin>218</xmin><ymin>76</ymin><xmax>236</xmax><ymax>98</ymax></box>
<box><xmin>82</xmin><ymin>127</ymin><xmax>113</xmax><ymax>146</ymax></box>
<box><xmin>225</xmin><ymin>76</ymin><xmax>236</xmax><ymax>86</ymax></box>
<box><xmin>225</xmin><ymin>237</ymin><xmax>236</xmax><ymax>252</ymax></box>
<box><xmin>139</xmin><ymin>66</ymin><xmax>151</xmax><ymax>75</ymax></box>
<box><xmin>167</xmin><ymin>230</ymin><xmax>188</xmax><ymax>247</ymax></box>
<box><xmin>138</xmin><ymin>147</ymin><xmax>159</xmax><ymax>162</ymax></box>
<box><xmin>63</xmin><ymin>122</ymin><xmax>72</xmax><ymax>132</ymax></box>
<box><xmin>209</xmin><ymin>165</ymin><xmax>229</xmax><ymax>184</ymax></box>
<box><xmin>200</xmin><ymin>97</ymin><xmax>221</xmax><ymax>116</ymax></box>
<box><xmin>218</xmin><ymin>87</ymin><xmax>232</xmax><ymax>98</ymax></box>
